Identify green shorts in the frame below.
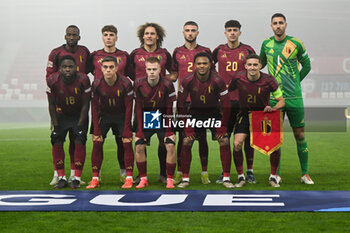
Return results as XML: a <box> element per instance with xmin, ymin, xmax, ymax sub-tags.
<box><xmin>270</xmin><ymin>98</ymin><xmax>305</xmax><ymax>128</ymax></box>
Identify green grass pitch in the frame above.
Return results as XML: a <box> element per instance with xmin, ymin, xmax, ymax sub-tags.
<box><xmin>0</xmin><ymin>122</ymin><xmax>349</xmax><ymax>233</ymax></box>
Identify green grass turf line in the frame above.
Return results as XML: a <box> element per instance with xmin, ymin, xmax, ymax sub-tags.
<box><xmin>0</xmin><ymin>123</ymin><xmax>350</xmax><ymax>232</ymax></box>
<box><xmin>0</xmin><ymin>212</ymin><xmax>350</xmax><ymax>233</ymax></box>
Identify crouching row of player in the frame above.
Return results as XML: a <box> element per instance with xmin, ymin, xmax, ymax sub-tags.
<box><xmin>47</xmin><ymin>52</ymin><xmax>284</xmax><ymax>189</ymax></box>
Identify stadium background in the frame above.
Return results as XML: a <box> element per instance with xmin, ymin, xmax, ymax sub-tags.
<box><xmin>1</xmin><ymin>0</ymin><xmax>350</xmax><ymax>232</ymax></box>
<box><xmin>0</xmin><ymin>0</ymin><xmax>350</xmax><ymax>121</ymax></box>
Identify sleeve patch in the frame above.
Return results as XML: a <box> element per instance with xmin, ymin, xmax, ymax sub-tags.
<box><xmin>220</xmin><ymin>90</ymin><xmax>228</xmax><ymax>96</ymax></box>
<box><xmin>179</xmin><ymin>85</ymin><xmax>184</xmax><ymax>93</ymax></box>
<box><xmin>84</xmin><ymin>87</ymin><xmax>91</xmax><ymax>93</ymax></box>
<box><xmin>47</xmin><ymin>61</ymin><xmax>53</xmax><ymax>68</ymax></box>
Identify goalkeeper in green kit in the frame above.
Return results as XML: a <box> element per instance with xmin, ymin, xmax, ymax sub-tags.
<box><xmin>260</xmin><ymin>13</ymin><xmax>314</xmax><ymax>185</ymax></box>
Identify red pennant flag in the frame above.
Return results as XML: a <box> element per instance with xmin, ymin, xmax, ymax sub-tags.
<box><xmin>249</xmin><ymin>110</ymin><xmax>283</xmax><ymax>156</ymax></box>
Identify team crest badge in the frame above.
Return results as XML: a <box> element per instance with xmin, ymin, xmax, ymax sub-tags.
<box><xmin>249</xmin><ymin>110</ymin><xmax>283</xmax><ymax>155</ymax></box>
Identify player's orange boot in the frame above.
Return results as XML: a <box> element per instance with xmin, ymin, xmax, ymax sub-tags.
<box><xmin>122</xmin><ymin>178</ymin><xmax>133</xmax><ymax>189</ymax></box>
<box><xmin>166</xmin><ymin>178</ymin><xmax>175</xmax><ymax>189</ymax></box>
<box><xmin>86</xmin><ymin>178</ymin><xmax>100</xmax><ymax>189</ymax></box>
<box><xmin>136</xmin><ymin>178</ymin><xmax>148</xmax><ymax>189</ymax></box>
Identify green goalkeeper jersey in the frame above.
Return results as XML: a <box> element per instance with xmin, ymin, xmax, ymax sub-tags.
<box><xmin>260</xmin><ymin>35</ymin><xmax>311</xmax><ymax>99</ymax></box>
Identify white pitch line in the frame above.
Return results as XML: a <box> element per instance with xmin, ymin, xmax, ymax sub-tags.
<box><xmin>232</xmin><ymin>198</ymin><xmax>273</xmax><ymax>201</ymax></box>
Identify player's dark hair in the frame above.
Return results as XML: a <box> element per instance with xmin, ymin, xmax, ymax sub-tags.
<box><xmin>224</xmin><ymin>20</ymin><xmax>241</xmax><ymax>29</ymax></box>
<box><xmin>245</xmin><ymin>54</ymin><xmax>261</xmax><ymax>63</ymax></box>
<box><xmin>102</xmin><ymin>56</ymin><xmax>118</xmax><ymax>65</ymax></box>
<box><xmin>184</xmin><ymin>21</ymin><xmax>198</xmax><ymax>28</ymax></box>
<box><xmin>66</xmin><ymin>25</ymin><xmax>80</xmax><ymax>34</ymax></box>
<box><xmin>194</xmin><ymin>52</ymin><xmax>212</xmax><ymax>63</ymax></box>
<box><xmin>145</xmin><ymin>56</ymin><xmax>161</xmax><ymax>64</ymax></box>
<box><xmin>137</xmin><ymin>22</ymin><xmax>166</xmax><ymax>48</ymax></box>
<box><xmin>271</xmin><ymin>13</ymin><xmax>286</xmax><ymax>22</ymax></box>
<box><xmin>102</xmin><ymin>25</ymin><xmax>118</xmax><ymax>35</ymax></box>
<box><xmin>59</xmin><ymin>55</ymin><xmax>76</xmax><ymax>66</ymax></box>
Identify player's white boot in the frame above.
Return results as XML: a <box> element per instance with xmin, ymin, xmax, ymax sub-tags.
<box><xmin>301</xmin><ymin>174</ymin><xmax>314</xmax><ymax>184</ymax></box>
<box><xmin>49</xmin><ymin>175</ymin><xmax>59</xmax><ymax>186</ymax></box>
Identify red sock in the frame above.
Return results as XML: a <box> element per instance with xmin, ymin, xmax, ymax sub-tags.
<box><xmin>68</xmin><ymin>131</ymin><xmax>75</xmax><ymax>170</ymax></box>
<box><xmin>74</xmin><ymin>143</ymin><xmax>86</xmax><ymax>177</ymax></box>
<box><xmin>52</xmin><ymin>144</ymin><xmax>65</xmax><ymax>177</ymax></box>
<box><xmin>123</xmin><ymin>142</ymin><xmax>134</xmax><ymax>177</ymax></box>
<box><xmin>116</xmin><ymin>137</ymin><xmax>125</xmax><ymax>169</ymax></box>
<box><xmin>136</xmin><ymin>161</ymin><xmax>147</xmax><ymax>177</ymax></box>
<box><xmin>198</xmin><ymin>132</ymin><xmax>208</xmax><ymax>172</ymax></box>
<box><xmin>166</xmin><ymin>163</ymin><xmax>176</xmax><ymax>179</ymax></box>
<box><xmin>91</xmin><ymin>141</ymin><xmax>103</xmax><ymax>177</ymax></box>
<box><xmin>270</xmin><ymin>149</ymin><xmax>281</xmax><ymax>175</ymax></box>
<box><xmin>180</xmin><ymin>144</ymin><xmax>192</xmax><ymax>178</ymax></box>
<box><xmin>233</xmin><ymin>149</ymin><xmax>244</xmax><ymax>175</ymax></box>
<box><xmin>220</xmin><ymin>144</ymin><xmax>231</xmax><ymax>177</ymax></box>
<box><xmin>176</xmin><ymin>133</ymin><xmax>184</xmax><ymax>172</ymax></box>
<box><xmin>244</xmin><ymin>137</ymin><xmax>254</xmax><ymax>170</ymax></box>
<box><xmin>158</xmin><ymin>144</ymin><xmax>167</xmax><ymax>176</ymax></box>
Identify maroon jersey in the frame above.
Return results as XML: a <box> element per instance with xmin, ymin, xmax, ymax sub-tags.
<box><xmin>91</xmin><ymin>75</ymin><xmax>133</xmax><ymax>137</ymax></box>
<box><xmin>89</xmin><ymin>49</ymin><xmax>130</xmax><ymax>80</ymax></box>
<box><xmin>46</xmin><ymin>72</ymin><xmax>91</xmax><ymax>116</ymax></box>
<box><xmin>212</xmin><ymin>43</ymin><xmax>255</xmax><ymax>101</ymax></box>
<box><xmin>129</xmin><ymin>47</ymin><xmax>172</xmax><ymax>80</ymax></box>
<box><xmin>172</xmin><ymin>45</ymin><xmax>213</xmax><ymax>85</ymax></box>
<box><xmin>46</xmin><ymin>45</ymin><xmax>90</xmax><ymax>81</ymax></box>
<box><xmin>134</xmin><ymin>76</ymin><xmax>176</xmax><ymax>138</ymax></box>
<box><xmin>172</xmin><ymin>45</ymin><xmax>213</xmax><ymax>102</ymax></box>
<box><xmin>228</xmin><ymin>71</ymin><xmax>279</xmax><ymax>113</ymax></box>
<box><xmin>177</xmin><ymin>71</ymin><xmax>230</xmax><ymax>136</ymax></box>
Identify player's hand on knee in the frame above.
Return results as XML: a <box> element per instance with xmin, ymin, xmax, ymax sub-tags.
<box><xmin>164</xmin><ymin>134</ymin><xmax>176</xmax><ymax>144</ymax></box>
<box><xmin>185</xmin><ymin>135</ymin><xmax>195</xmax><ymax>141</ymax></box>
<box><xmin>92</xmin><ymin>135</ymin><xmax>103</xmax><ymax>142</ymax></box>
<box><xmin>122</xmin><ymin>137</ymin><xmax>133</xmax><ymax>143</ymax></box>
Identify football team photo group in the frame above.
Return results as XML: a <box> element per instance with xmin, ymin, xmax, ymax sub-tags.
<box><xmin>46</xmin><ymin>13</ymin><xmax>314</xmax><ymax>191</ymax></box>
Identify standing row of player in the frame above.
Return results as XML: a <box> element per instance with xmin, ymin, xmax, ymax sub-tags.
<box><xmin>46</xmin><ymin>13</ymin><xmax>314</xmax><ymax>189</ymax></box>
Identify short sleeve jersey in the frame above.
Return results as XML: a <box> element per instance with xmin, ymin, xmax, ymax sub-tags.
<box><xmin>172</xmin><ymin>45</ymin><xmax>212</xmax><ymax>85</ymax></box>
<box><xmin>129</xmin><ymin>47</ymin><xmax>172</xmax><ymax>80</ymax></box>
<box><xmin>46</xmin><ymin>45</ymin><xmax>90</xmax><ymax>81</ymax></box>
<box><xmin>91</xmin><ymin>75</ymin><xmax>133</xmax><ymax>116</ymax></box>
<box><xmin>212</xmin><ymin>43</ymin><xmax>255</xmax><ymax>101</ymax></box>
<box><xmin>134</xmin><ymin>76</ymin><xmax>176</xmax><ymax>112</ymax></box>
<box><xmin>260</xmin><ymin>35</ymin><xmax>310</xmax><ymax>99</ymax></box>
<box><xmin>46</xmin><ymin>72</ymin><xmax>91</xmax><ymax>116</ymax></box>
<box><xmin>229</xmin><ymin>71</ymin><xmax>279</xmax><ymax>113</ymax></box>
<box><xmin>90</xmin><ymin>49</ymin><xmax>130</xmax><ymax>80</ymax></box>
<box><xmin>179</xmin><ymin>71</ymin><xmax>228</xmax><ymax>116</ymax></box>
